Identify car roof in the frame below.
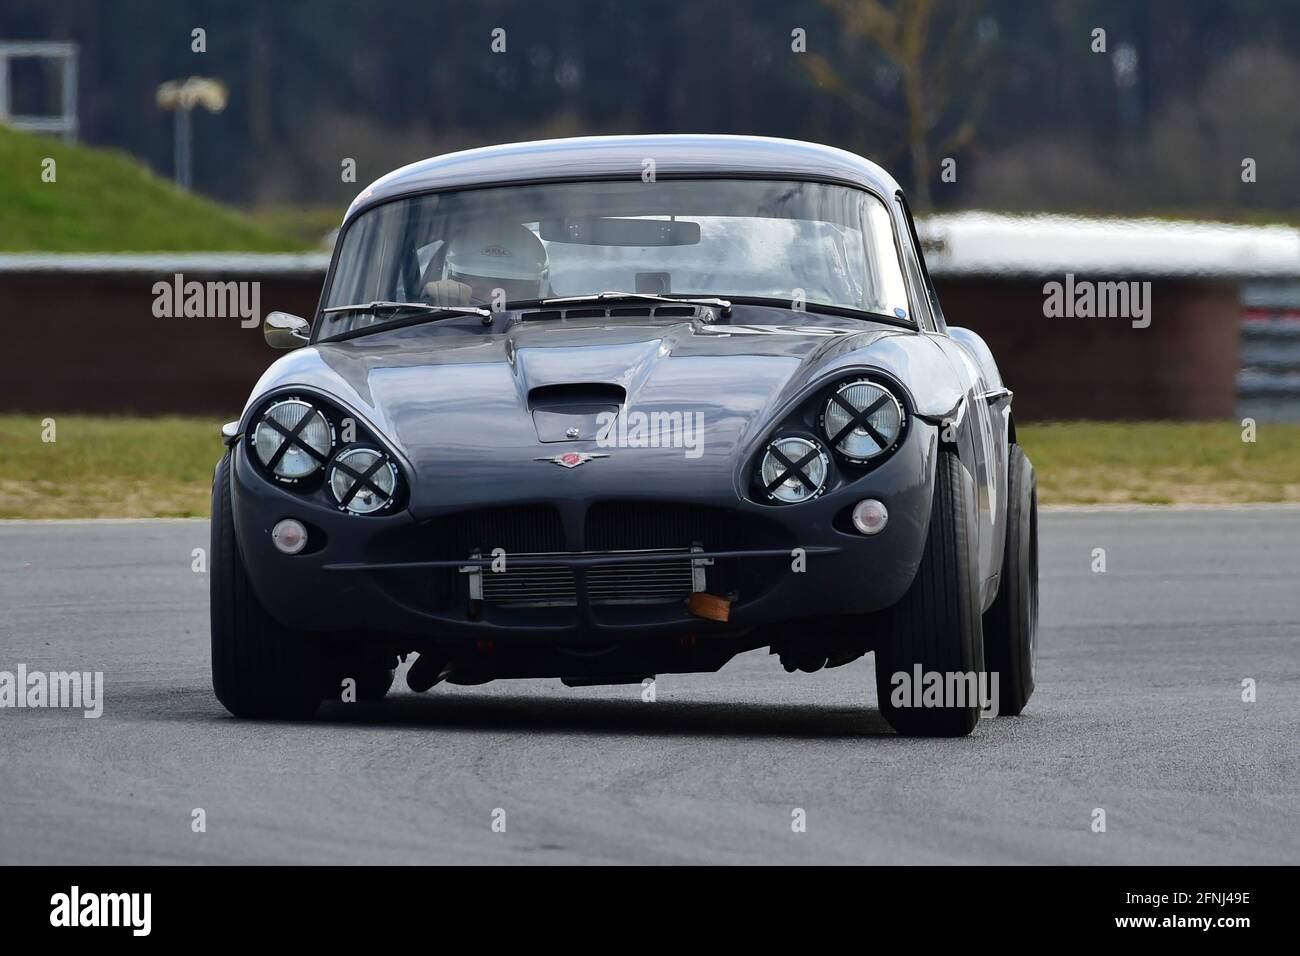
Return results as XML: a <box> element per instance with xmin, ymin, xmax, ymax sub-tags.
<box><xmin>346</xmin><ymin>134</ymin><xmax>903</xmax><ymax>221</ymax></box>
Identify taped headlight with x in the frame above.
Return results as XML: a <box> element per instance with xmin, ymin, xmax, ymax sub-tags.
<box><xmin>760</xmin><ymin>436</ymin><xmax>829</xmax><ymax>503</ymax></box>
<box><xmin>823</xmin><ymin>380</ymin><xmax>903</xmax><ymax>462</ymax></box>
<box><xmin>329</xmin><ymin>446</ymin><xmax>398</xmax><ymax>514</ymax></box>
<box><xmin>252</xmin><ymin>399</ymin><xmax>333</xmax><ymax>479</ymax></box>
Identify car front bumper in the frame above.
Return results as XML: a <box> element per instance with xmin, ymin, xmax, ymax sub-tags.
<box><xmin>230</xmin><ymin>422</ymin><xmax>940</xmax><ymax>643</ymax></box>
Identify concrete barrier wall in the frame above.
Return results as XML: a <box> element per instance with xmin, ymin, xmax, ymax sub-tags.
<box><xmin>0</xmin><ymin>270</ymin><xmax>1241</xmax><ymax>420</ymax></box>
<box><xmin>937</xmin><ymin>278</ymin><xmax>1242</xmax><ymax>420</ymax></box>
<box><xmin>1</xmin><ymin>271</ymin><xmax>323</xmax><ymax>417</ymax></box>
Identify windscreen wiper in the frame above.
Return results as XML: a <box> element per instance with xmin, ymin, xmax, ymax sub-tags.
<box><xmin>540</xmin><ymin>291</ymin><xmax>732</xmax><ymax>315</ymax></box>
<box><xmin>321</xmin><ymin>300</ymin><xmax>492</xmax><ymax>322</ymax></box>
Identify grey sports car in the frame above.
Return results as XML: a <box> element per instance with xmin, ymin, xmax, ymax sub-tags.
<box><xmin>211</xmin><ymin>134</ymin><xmax>1038</xmax><ymax>736</ymax></box>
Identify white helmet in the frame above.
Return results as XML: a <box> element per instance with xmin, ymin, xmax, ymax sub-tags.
<box><xmin>446</xmin><ymin>223</ymin><xmax>549</xmax><ymax>300</ymax></box>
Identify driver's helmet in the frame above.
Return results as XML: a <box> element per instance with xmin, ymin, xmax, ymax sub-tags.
<box><xmin>445</xmin><ymin>223</ymin><xmax>548</xmax><ymax>304</ymax></box>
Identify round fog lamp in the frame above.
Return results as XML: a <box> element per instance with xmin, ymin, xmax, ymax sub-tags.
<box><xmin>271</xmin><ymin>518</ymin><xmax>308</xmax><ymax>554</ymax></box>
<box><xmin>851</xmin><ymin>499</ymin><xmax>888</xmax><ymax>535</ymax></box>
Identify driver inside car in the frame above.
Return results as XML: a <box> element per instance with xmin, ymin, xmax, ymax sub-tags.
<box><xmin>422</xmin><ymin>223</ymin><xmax>550</xmax><ymax>307</ymax></box>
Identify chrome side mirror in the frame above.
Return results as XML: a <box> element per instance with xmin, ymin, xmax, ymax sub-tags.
<box><xmin>264</xmin><ymin>311</ymin><xmax>311</xmax><ymax>349</ymax></box>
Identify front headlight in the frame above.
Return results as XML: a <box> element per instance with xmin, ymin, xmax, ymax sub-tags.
<box><xmin>252</xmin><ymin>399</ymin><xmax>333</xmax><ymax>479</ymax></box>
<box><xmin>822</xmin><ymin>379</ymin><xmax>904</xmax><ymax>462</ymax></box>
<box><xmin>328</xmin><ymin>446</ymin><xmax>399</xmax><ymax>514</ymax></box>
<box><xmin>759</xmin><ymin>436</ymin><xmax>829</xmax><ymax>503</ymax></box>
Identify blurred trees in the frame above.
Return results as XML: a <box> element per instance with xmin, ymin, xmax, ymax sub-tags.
<box><xmin>965</xmin><ymin>46</ymin><xmax>1300</xmax><ymax>214</ymax></box>
<box><xmin>807</xmin><ymin>0</ymin><xmax>992</xmax><ymax>205</ymax></box>
<box><xmin>1</xmin><ymin>0</ymin><xmax>1298</xmax><ymax>218</ymax></box>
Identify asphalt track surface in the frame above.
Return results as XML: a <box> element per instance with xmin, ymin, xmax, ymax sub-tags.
<box><xmin>1</xmin><ymin>508</ymin><xmax>1296</xmax><ymax>865</ymax></box>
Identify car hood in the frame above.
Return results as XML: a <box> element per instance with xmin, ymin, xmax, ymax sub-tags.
<box><xmin>246</xmin><ymin>306</ymin><xmax>958</xmax><ymax>515</ymax></box>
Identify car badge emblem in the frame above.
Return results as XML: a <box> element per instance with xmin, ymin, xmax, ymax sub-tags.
<box><xmin>535</xmin><ymin>451</ymin><xmax>610</xmax><ymax>468</ymax></box>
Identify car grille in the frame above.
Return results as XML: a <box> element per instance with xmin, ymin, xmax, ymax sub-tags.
<box><xmin>480</xmin><ymin>560</ymin><xmax>577</xmax><ymax>607</ymax></box>
<box><xmin>425</xmin><ymin>501</ymin><xmax>779</xmax><ymax>611</ymax></box>
<box><xmin>478</xmin><ymin>550</ymin><xmax>698</xmax><ymax>608</ymax></box>
<box><xmin>587</xmin><ymin>556</ymin><xmax>697</xmax><ymax>605</ymax></box>
<box><xmin>584</xmin><ymin>501</ymin><xmax>724</xmax><ymax>551</ymax></box>
<box><xmin>434</xmin><ymin>504</ymin><xmax>566</xmax><ymax>554</ymax></box>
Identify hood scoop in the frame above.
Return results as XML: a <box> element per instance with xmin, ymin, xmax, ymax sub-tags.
<box><xmin>528</xmin><ymin>383</ymin><xmax>626</xmax><ymax>444</ymax></box>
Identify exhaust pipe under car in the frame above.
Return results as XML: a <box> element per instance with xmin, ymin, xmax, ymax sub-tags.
<box><xmin>406</xmin><ymin>651</ymin><xmax>452</xmax><ymax>693</ymax></box>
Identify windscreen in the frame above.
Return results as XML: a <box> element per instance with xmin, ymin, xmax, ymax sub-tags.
<box><xmin>323</xmin><ymin>178</ymin><xmax>911</xmax><ymax>335</ymax></box>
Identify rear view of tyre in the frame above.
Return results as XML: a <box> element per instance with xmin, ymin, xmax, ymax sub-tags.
<box><xmin>874</xmin><ymin>452</ymin><xmax>985</xmax><ymax>736</ymax></box>
<box><xmin>210</xmin><ymin>452</ymin><xmax>323</xmax><ymax>719</ymax></box>
<box><xmin>982</xmin><ymin>444</ymin><xmax>1038</xmax><ymax>716</ymax></box>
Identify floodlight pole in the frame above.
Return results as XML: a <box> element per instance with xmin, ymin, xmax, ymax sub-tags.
<box><xmin>62</xmin><ymin>51</ymin><xmax>77</xmax><ymax>143</ymax></box>
<box><xmin>155</xmin><ymin>77</ymin><xmax>227</xmax><ymax>192</ymax></box>
<box><xmin>174</xmin><ymin>107</ymin><xmax>192</xmax><ymax>191</ymax></box>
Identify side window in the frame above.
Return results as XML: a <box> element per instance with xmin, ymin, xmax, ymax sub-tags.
<box><xmin>895</xmin><ymin>194</ymin><xmax>947</xmax><ymax>333</ymax></box>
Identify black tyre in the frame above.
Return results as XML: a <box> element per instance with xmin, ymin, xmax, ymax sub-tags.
<box><xmin>874</xmin><ymin>452</ymin><xmax>985</xmax><ymax>736</ymax></box>
<box><xmin>982</xmin><ymin>444</ymin><xmax>1038</xmax><ymax>716</ymax></box>
<box><xmin>355</xmin><ymin>666</ymin><xmax>396</xmax><ymax>700</ymax></box>
<box><xmin>210</xmin><ymin>452</ymin><xmax>323</xmax><ymax>719</ymax></box>
<box><xmin>322</xmin><ymin>653</ymin><xmax>396</xmax><ymax>702</ymax></box>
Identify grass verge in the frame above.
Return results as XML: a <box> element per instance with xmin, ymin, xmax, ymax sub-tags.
<box><xmin>1019</xmin><ymin>421</ymin><xmax>1300</xmax><ymax>505</ymax></box>
<box><xmin>0</xmin><ymin>126</ymin><xmax>307</xmax><ymax>252</ymax></box>
<box><xmin>0</xmin><ymin>416</ymin><xmax>219</xmax><ymax>519</ymax></box>
<box><xmin>0</xmin><ymin>417</ymin><xmax>1297</xmax><ymax>519</ymax></box>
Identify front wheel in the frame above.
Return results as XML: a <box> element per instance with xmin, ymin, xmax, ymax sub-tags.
<box><xmin>874</xmin><ymin>451</ymin><xmax>986</xmax><ymax>736</ymax></box>
<box><xmin>982</xmin><ymin>444</ymin><xmax>1038</xmax><ymax>716</ymax></box>
<box><xmin>210</xmin><ymin>452</ymin><xmax>323</xmax><ymax>719</ymax></box>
